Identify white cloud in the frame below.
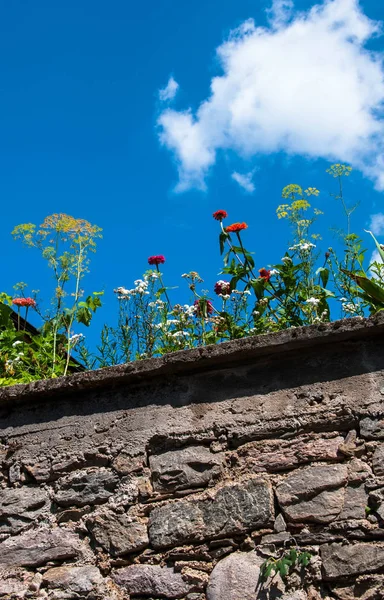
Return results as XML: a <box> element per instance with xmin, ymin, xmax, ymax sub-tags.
<box><xmin>159</xmin><ymin>76</ymin><xmax>179</xmax><ymax>102</ymax></box>
<box><xmin>369</xmin><ymin>213</ymin><xmax>384</xmax><ymax>235</ymax></box>
<box><xmin>157</xmin><ymin>0</ymin><xmax>384</xmax><ymax>192</ymax></box>
<box><xmin>267</xmin><ymin>0</ymin><xmax>294</xmax><ymax>28</ymax></box>
<box><xmin>232</xmin><ymin>170</ymin><xmax>256</xmax><ymax>192</ymax></box>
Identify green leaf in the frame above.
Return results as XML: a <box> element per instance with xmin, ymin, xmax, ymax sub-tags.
<box><xmin>298</xmin><ymin>552</ymin><xmax>311</xmax><ymax>567</ymax></box>
<box><xmin>342</xmin><ymin>269</ymin><xmax>384</xmax><ymax>305</ymax></box>
<box><xmin>0</xmin><ymin>303</ymin><xmax>12</xmax><ymax>328</ymax></box>
<box><xmin>250</xmin><ymin>279</ymin><xmax>265</xmax><ymax>300</ymax></box>
<box><xmin>277</xmin><ymin>560</ymin><xmax>288</xmax><ymax>578</ymax></box>
<box><xmin>219</xmin><ymin>231</ymin><xmax>229</xmax><ymax>255</ymax></box>
<box><xmin>76</xmin><ymin>306</ymin><xmax>92</xmax><ymax>326</ymax></box>
<box><xmin>316</xmin><ymin>267</ymin><xmax>329</xmax><ymax>287</ymax></box>
<box><xmin>365</xmin><ymin>229</ymin><xmax>384</xmax><ymax>263</ymax></box>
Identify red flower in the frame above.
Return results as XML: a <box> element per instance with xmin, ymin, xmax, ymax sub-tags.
<box><xmin>259</xmin><ymin>268</ymin><xmax>271</xmax><ymax>282</ymax></box>
<box><xmin>214</xmin><ymin>280</ymin><xmax>231</xmax><ymax>296</ymax></box>
<box><xmin>213</xmin><ymin>210</ymin><xmax>228</xmax><ymax>221</ymax></box>
<box><xmin>148</xmin><ymin>255</ymin><xmax>165</xmax><ymax>266</ymax></box>
<box><xmin>225</xmin><ymin>222</ymin><xmax>248</xmax><ymax>233</ymax></box>
<box><xmin>194</xmin><ymin>299</ymin><xmax>213</xmax><ymax>316</ymax></box>
<box><xmin>12</xmin><ymin>297</ymin><xmax>36</xmax><ymax>308</ymax></box>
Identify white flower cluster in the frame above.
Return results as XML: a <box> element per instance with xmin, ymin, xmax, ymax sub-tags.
<box><xmin>289</xmin><ymin>242</ymin><xmax>316</xmax><ymax>252</ymax></box>
<box><xmin>306</xmin><ymin>297</ymin><xmax>320</xmax><ymax>306</ymax></box>
<box><xmin>342</xmin><ymin>302</ymin><xmax>359</xmax><ymax>314</ymax></box>
<box><xmin>5</xmin><ymin>352</ymin><xmax>24</xmax><ymax>370</ymax></box>
<box><xmin>69</xmin><ymin>333</ymin><xmax>85</xmax><ymax>346</ymax></box>
<box><xmin>172</xmin><ymin>330</ymin><xmax>189</xmax><ymax>338</ymax></box>
<box><xmin>148</xmin><ymin>299</ymin><xmax>166</xmax><ymax>309</ymax></box>
<box><xmin>281</xmin><ymin>256</ymin><xmax>292</xmax><ymax>263</ymax></box>
<box><xmin>114</xmin><ymin>277</ymin><xmax>150</xmax><ymax>300</ymax></box>
<box><xmin>183</xmin><ymin>304</ymin><xmax>197</xmax><ymax>317</ymax></box>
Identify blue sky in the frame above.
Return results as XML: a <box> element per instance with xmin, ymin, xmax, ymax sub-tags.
<box><xmin>1</xmin><ymin>0</ymin><xmax>384</xmax><ymax>346</ymax></box>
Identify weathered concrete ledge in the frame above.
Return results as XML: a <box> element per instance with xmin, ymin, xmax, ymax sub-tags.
<box><xmin>1</xmin><ymin>316</ymin><xmax>384</xmax><ymax>599</ymax></box>
<box><xmin>1</xmin><ymin>313</ymin><xmax>384</xmax><ymax>407</ymax></box>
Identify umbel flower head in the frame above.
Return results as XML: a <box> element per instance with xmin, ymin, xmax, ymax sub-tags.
<box><xmin>148</xmin><ymin>255</ymin><xmax>165</xmax><ymax>266</ymax></box>
<box><xmin>214</xmin><ymin>280</ymin><xmax>231</xmax><ymax>296</ymax></box>
<box><xmin>12</xmin><ymin>297</ymin><xmax>36</xmax><ymax>308</ymax></box>
<box><xmin>225</xmin><ymin>222</ymin><xmax>248</xmax><ymax>233</ymax></box>
<box><xmin>213</xmin><ymin>210</ymin><xmax>228</xmax><ymax>221</ymax></box>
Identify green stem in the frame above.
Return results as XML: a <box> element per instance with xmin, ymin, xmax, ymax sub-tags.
<box><xmin>156</xmin><ymin>265</ymin><xmax>172</xmax><ymax>310</ymax></box>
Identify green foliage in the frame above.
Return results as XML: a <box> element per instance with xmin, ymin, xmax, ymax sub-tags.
<box><xmin>3</xmin><ymin>163</ymin><xmax>384</xmax><ymax>385</ymax></box>
<box><xmin>259</xmin><ymin>548</ymin><xmax>312</xmax><ymax>582</ymax></box>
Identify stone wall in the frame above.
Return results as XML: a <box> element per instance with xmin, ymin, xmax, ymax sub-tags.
<box><xmin>1</xmin><ymin>315</ymin><xmax>384</xmax><ymax>599</ymax></box>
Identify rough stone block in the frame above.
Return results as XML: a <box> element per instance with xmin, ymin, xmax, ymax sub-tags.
<box><xmin>276</xmin><ymin>464</ymin><xmax>348</xmax><ymax>523</ymax></box>
<box><xmin>43</xmin><ymin>566</ymin><xmax>104</xmax><ymax>594</ymax></box>
<box><xmin>113</xmin><ymin>564</ymin><xmax>191</xmax><ymax>598</ymax></box>
<box><xmin>0</xmin><ymin>529</ymin><xmax>81</xmax><ymax>567</ymax></box>
<box><xmin>0</xmin><ymin>487</ymin><xmax>48</xmax><ymax>535</ymax></box>
<box><xmin>321</xmin><ymin>542</ymin><xmax>384</xmax><ymax>580</ymax></box>
<box><xmin>235</xmin><ymin>434</ymin><xmax>343</xmax><ymax>473</ymax></box>
<box><xmin>149</xmin><ymin>446</ymin><xmax>222</xmax><ymax>492</ymax></box>
<box><xmin>360</xmin><ymin>418</ymin><xmax>384</xmax><ymax>440</ymax></box>
<box><xmin>87</xmin><ymin>511</ymin><xmax>149</xmax><ymax>556</ymax></box>
<box><xmin>149</xmin><ymin>478</ymin><xmax>273</xmax><ymax>549</ymax></box>
<box><xmin>53</xmin><ymin>468</ymin><xmax>119</xmax><ymax>507</ymax></box>
<box><xmin>338</xmin><ymin>485</ymin><xmax>368</xmax><ymax>520</ymax></box>
<box><xmin>206</xmin><ymin>551</ymin><xmax>262</xmax><ymax>600</ymax></box>
<box><xmin>372</xmin><ymin>445</ymin><xmax>384</xmax><ymax>477</ymax></box>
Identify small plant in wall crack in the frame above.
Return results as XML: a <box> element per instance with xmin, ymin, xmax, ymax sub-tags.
<box><xmin>259</xmin><ymin>547</ymin><xmax>312</xmax><ymax>582</ymax></box>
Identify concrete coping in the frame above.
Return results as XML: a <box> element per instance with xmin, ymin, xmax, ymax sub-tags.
<box><xmin>1</xmin><ymin>313</ymin><xmax>384</xmax><ymax>407</ymax></box>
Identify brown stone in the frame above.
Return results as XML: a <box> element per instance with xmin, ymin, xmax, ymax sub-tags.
<box><xmin>87</xmin><ymin>511</ymin><xmax>149</xmax><ymax>556</ymax></box>
<box><xmin>372</xmin><ymin>445</ymin><xmax>384</xmax><ymax>477</ymax></box>
<box><xmin>235</xmin><ymin>434</ymin><xmax>343</xmax><ymax>473</ymax></box>
<box><xmin>149</xmin><ymin>446</ymin><xmax>222</xmax><ymax>492</ymax></box>
<box><xmin>43</xmin><ymin>566</ymin><xmax>104</xmax><ymax>594</ymax></box>
<box><xmin>338</xmin><ymin>485</ymin><xmax>368</xmax><ymax>520</ymax></box>
<box><xmin>321</xmin><ymin>542</ymin><xmax>384</xmax><ymax>580</ymax></box>
<box><xmin>113</xmin><ymin>564</ymin><xmax>191</xmax><ymax>598</ymax></box>
<box><xmin>276</xmin><ymin>465</ymin><xmax>348</xmax><ymax>523</ymax></box>
<box><xmin>0</xmin><ymin>528</ymin><xmax>81</xmax><ymax>567</ymax></box>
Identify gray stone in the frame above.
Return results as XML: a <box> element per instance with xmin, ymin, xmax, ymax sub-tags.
<box><xmin>0</xmin><ymin>487</ymin><xmax>48</xmax><ymax>535</ymax></box>
<box><xmin>330</xmin><ymin>575</ymin><xmax>384</xmax><ymax>600</ymax></box>
<box><xmin>276</xmin><ymin>465</ymin><xmax>348</xmax><ymax>523</ymax></box>
<box><xmin>206</xmin><ymin>551</ymin><xmax>262</xmax><ymax>600</ymax></box>
<box><xmin>43</xmin><ymin>566</ymin><xmax>104</xmax><ymax>594</ymax></box>
<box><xmin>261</xmin><ymin>532</ymin><xmax>291</xmax><ymax>545</ymax></box>
<box><xmin>87</xmin><ymin>511</ymin><xmax>149</xmax><ymax>556</ymax></box>
<box><xmin>0</xmin><ymin>528</ymin><xmax>81</xmax><ymax>567</ymax></box>
<box><xmin>372</xmin><ymin>445</ymin><xmax>384</xmax><ymax>477</ymax></box>
<box><xmin>53</xmin><ymin>468</ymin><xmax>119</xmax><ymax>507</ymax></box>
<box><xmin>150</xmin><ymin>446</ymin><xmax>222</xmax><ymax>492</ymax></box>
<box><xmin>339</xmin><ymin>485</ymin><xmax>368</xmax><ymax>520</ymax></box>
<box><xmin>321</xmin><ymin>542</ymin><xmax>384</xmax><ymax>580</ymax></box>
<box><xmin>360</xmin><ymin>418</ymin><xmax>384</xmax><ymax>440</ymax></box>
<box><xmin>113</xmin><ymin>564</ymin><xmax>191</xmax><ymax>598</ymax></box>
<box><xmin>274</xmin><ymin>513</ymin><xmax>287</xmax><ymax>533</ymax></box>
<box><xmin>149</xmin><ymin>478</ymin><xmax>273</xmax><ymax>549</ymax></box>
